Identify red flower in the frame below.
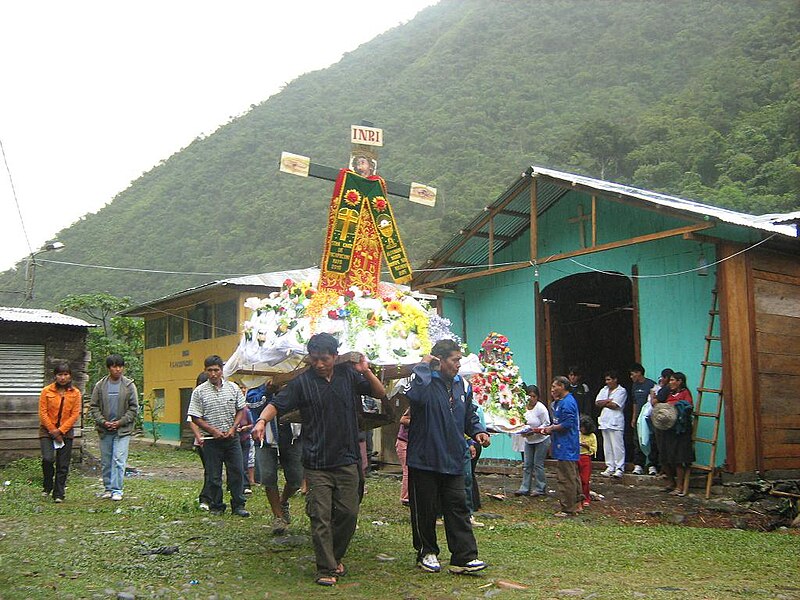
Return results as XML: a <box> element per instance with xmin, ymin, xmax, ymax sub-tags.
<box><xmin>344</xmin><ymin>190</ymin><xmax>361</xmax><ymax>206</ymax></box>
<box><xmin>373</xmin><ymin>196</ymin><xmax>388</xmax><ymax>211</ymax></box>
<box><xmin>305</xmin><ymin>289</ymin><xmax>316</xmax><ymax>299</ymax></box>
<box><xmin>509</xmin><ymin>417</ymin><xmax>517</xmax><ymax>425</ymax></box>
<box><xmin>327</xmin><ymin>310</ymin><xmax>338</xmax><ymax>320</ymax></box>
<box><xmin>283</xmin><ymin>279</ymin><xmax>293</xmax><ymax>288</ymax></box>
<box><xmin>343</xmin><ymin>290</ymin><xmax>355</xmax><ymax>299</ymax></box>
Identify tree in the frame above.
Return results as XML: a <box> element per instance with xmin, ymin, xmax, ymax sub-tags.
<box><xmin>57</xmin><ymin>293</ymin><xmax>144</xmax><ymax>394</ymax></box>
<box><xmin>57</xmin><ymin>293</ymin><xmax>133</xmax><ymax>337</ymax></box>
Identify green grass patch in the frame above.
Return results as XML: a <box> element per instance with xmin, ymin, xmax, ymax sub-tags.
<box><xmin>0</xmin><ymin>444</ymin><xmax>798</xmax><ymax>599</ymax></box>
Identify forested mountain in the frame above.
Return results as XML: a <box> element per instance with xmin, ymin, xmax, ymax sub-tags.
<box><xmin>3</xmin><ymin>0</ymin><xmax>798</xmax><ymax>307</ymax></box>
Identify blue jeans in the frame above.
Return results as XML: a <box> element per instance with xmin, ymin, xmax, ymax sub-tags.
<box><xmin>519</xmin><ymin>437</ymin><xmax>551</xmax><ymax>494</ymax></box>
<box><xmin>100</xmin><ymin>433</ymin><xmax>131</xmax><ymax>494</ymax></box>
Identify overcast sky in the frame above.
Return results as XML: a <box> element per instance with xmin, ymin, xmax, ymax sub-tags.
<box><xmin>0</xmin><ymin>0</ymin><xmax>438</xmax><ymax>271</ymax></box>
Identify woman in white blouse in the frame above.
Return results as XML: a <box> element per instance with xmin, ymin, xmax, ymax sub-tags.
<box><xmin>514</xmin><ymin>384</ymin><xmax>551</xmax><ymax>496</ymax></box>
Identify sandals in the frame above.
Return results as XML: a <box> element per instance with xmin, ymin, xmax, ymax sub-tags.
<box><xmin>669</xmin><ymin>489</ymin><xmax>686</xmax><ymax>497</ymax></box>
<box><xmin>335</xmin><ymin>563</ymin><xmax>347</xmax><ymax>577</ymax></box>
<box><xmin>553</xmin><ymin>511</ymin><xmax>575</xmax><ymax>518</ymax></box>
<box><xmin>315</xmin><ymin>575</ymin><xmax>337</xmax><ymax>586</ymax></box>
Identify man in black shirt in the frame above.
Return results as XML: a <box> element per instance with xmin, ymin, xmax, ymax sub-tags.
<box><xmin>252</xmin><ymin>333</ymin><xmax>385</xmax><ymax>587</ymax></box>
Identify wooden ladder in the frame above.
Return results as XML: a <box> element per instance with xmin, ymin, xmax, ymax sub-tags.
<box><xmin>686</xmin><ymin>287</ymin><xmax>724</xmax><ymax>498</ymax></box>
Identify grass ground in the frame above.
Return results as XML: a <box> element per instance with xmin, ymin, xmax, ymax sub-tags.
<box><xmin>0</xmin><ymin>440</ymin><xmax>798</xmax><ymax>600</ymax></box>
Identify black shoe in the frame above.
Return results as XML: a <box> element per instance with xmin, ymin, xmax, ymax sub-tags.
<box><xmin>209</xmin><ymin>508</ymin><xmax>225</xmax><ymax>516</ymax></box>
<box><xmin>232</xmin><ymin>507</ymin><xmax>250</xmax><ymax>518</ymax></box>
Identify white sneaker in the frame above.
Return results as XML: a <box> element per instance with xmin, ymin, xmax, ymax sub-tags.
<box><xmin>600</xmin><ymin>468</ymin><xmax>614</xmax><ymax>477</ymax></box>
<box><xmin>648</xmin><ymin>466</ymin><xmax>658</xmax><ymax>476</ymax></box>
<box><xmin>632</xmin><ymin>465</ymin><xmax>644</xmax><ymax>475</ymax></box>
<box><xmin>100</xmin><ymin>491</ymin><xmax>113</xmax><ymax>499</ymax></box>
<box><xmin>449</xmin><ymin>559</ymin><xmax>487</xmax><ymax>574</ymax></box>
<box><xmin>111</xmin><ymin>492</ymin><xmax>123</xmax><ymax>501</ymax></box>
<box><xmin>417</xmin><ymin>553</ymin><xmax>441</xmax><ymax>573</ymax></box>
<box><xmin>612</xmin><ymin>469</ymin><xmax>624</xmax><ymax>479</ymax></box>
<box><xmin>198</xmin><ymin>502</ymin><xmax>210</xmax><ymax>511</ymax></box>
<box><xmin>470</xmin><ymin>515</ymin><xmax>485</xmax><ymax>528</ymax></box>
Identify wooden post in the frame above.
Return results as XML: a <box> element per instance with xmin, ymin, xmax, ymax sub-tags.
<box><xmin>591</xmin><ymin>195</ymin><xmax>597</xmax><ymax>247</ymax></box>
<box><xmin>530</xmin><ymin>176</ymin><xmax>538</xmax><ymax>263</ymax></box>
<box><xmin>488</xmin><ymin>215</ymin><xmax>495</xmax><ymax>267</ymax></box>
<box><xmin>631</xmin><ymin>264</ymin><xmax>641</xmax><ymax>361</ymax></box>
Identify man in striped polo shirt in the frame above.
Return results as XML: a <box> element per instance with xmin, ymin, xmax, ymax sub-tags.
<box><xmin>188</xmin><ymin>355</ymin><xmax>250</xmax><ymax>517</ymax></box>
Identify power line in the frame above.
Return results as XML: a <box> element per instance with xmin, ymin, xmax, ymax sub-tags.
<box><xmin>0</xmin><ymin>138</ymin><xmax>33</xmax><ymax>255</ymax></box>
<box><xmin>36</xmin><ymin>232</ymin><xmax>778</xmax><ymax>282</ymax></box>
<box><xmin>38</xmin><ymin>258</ymin><xmax>251</xmax><ymax>277</ymax></box>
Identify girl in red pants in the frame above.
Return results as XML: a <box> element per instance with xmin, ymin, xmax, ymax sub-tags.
<box><xmin>578</xmin><ymin>415</ymin><xmax>597</xmax><ymax>507</ymax></box>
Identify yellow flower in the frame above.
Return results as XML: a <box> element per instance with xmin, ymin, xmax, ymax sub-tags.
<box><xmin>386</xmin><ymin>300</ymin><xmax>404</xmax><ymax>314</ymax></box>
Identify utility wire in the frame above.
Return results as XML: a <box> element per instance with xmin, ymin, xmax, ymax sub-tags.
<box><xmin>38</xmin><ymin>258</ymin><xmax>251</xmax><ymax>277</ymax></box>
<box><xmin>1</xmin><ymin>137</ymin><xmax>33</xmax><ymax>255</ymax></box>
<box><xmin>36</xmin><ymin>232</ymin><xmax>777</xmax><ymax>281</ymax></box>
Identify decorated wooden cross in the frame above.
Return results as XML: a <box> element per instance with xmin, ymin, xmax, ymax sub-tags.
<box><xmin>279</xmin><ymin>122</ymin><xmax>437</xmax><ymax>295</ymax></box>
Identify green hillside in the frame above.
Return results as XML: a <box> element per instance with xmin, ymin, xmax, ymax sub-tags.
<box><xmin>2</xmin><ymin>0</ymin><xmax>797</xmax><ymax>307</ymax></box>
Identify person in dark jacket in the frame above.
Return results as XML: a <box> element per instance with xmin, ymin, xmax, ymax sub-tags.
<box><xmin>89</xmin><ymin>354</ymin><xmax>139</xmax><ymax>501</ymax></box>
<box><xmin>404</xmin><ymin>339</ymin><xmax>491</xmax><ymax>575</ymax></box>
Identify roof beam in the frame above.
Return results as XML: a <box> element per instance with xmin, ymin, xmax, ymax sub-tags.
<box><xmin>412</xmin><ymin>178</ymin><xmax>530</xmax><ymax>285</ymax></box>
<box><xmin>537</xmin><ymin>222</ymin><xmax>716</xmax><ymax>265</ymax></box>
<box><xmin>414</xmin><ymin>261</ymin><xmax>533</xmax><ymax>290</ymax></box>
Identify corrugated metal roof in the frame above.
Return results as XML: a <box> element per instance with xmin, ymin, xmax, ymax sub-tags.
<box><xmin>531</xmin><ymin>166</ymin><xmax>798</xmax><ymax>236</ymax></box>
<box><xmin>413</xmin><ymin>165</ymin><xmax>799</xmax><ymax>287</ymax></box>
<box><xmin>0</xmin><ymin>307</ymin><xmax>94</xmax><ymax>328</ymax></box>
<box><xmin>121</xmin><ymin>267</ymin><xmax>433</xmax><ymax>318</ymax></box>
<box><xmin>122</xmin><ymin>268</ymin><xmax>323</xmax><ymax>316</ymax></box>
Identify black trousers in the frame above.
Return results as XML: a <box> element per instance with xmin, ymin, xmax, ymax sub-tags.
<box><xmin>203</xmin><ymin>437</ymin><xmax>246</xmax><ymax>512</ymax></box>
<box><xmin>40</xmin><ymin>437</ymin><xmax>73</xmax><ymax>500</ymax></box>
<box><xmin>408</xmin><ymin>466</ymin><xmax>478</xmax><ymax>567</ymax></box>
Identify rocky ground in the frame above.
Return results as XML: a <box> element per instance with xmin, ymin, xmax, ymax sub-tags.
<box><xmin>81</xmin><ymin>436</ymin><xmax>799</xmax><ymax>532</ymax></box>
<box><xmin>475</xmin><ymin>468</ymin><xmax>800</xmax><ymax>532</ymax></box>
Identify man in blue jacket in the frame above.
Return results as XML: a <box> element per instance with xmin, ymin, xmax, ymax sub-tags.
<box><xmin>542</xmin><ymin>375</ymin><xmax>582</xmax><ymax>516</ymax></box>
<box><xmin>404</xmin><ymin>339</ymin><xmax>491</xmax><ymax>575</ymax></box>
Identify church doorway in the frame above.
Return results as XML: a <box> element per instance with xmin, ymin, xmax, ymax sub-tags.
<box><xmin>539</xmin><ymin>271</ymin><xmax>637</xmax><ymax>426</ymax></box>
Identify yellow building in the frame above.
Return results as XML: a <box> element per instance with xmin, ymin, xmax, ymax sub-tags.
<box><xmin>122</xmin><ymin>268</ymin><xmax>319</xmax><ymax>445</ymax></box>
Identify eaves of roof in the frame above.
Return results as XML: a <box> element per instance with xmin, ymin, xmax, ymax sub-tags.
<box><xmin>412</xmin><ymin>165</ymin><xmax>799</xmax><ymax>288</ymax></box>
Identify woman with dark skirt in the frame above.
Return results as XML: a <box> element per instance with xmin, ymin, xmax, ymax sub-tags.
<box><xmin>654</xmin><ymin>372</ymin><xmax>694</xmax><ymax>496</ymax></box>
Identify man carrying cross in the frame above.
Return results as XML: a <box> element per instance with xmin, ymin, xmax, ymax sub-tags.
<box><xmin>252</xmin><ymin>333</ymin><xmax>385</xmax><ymax>587</ymax></box>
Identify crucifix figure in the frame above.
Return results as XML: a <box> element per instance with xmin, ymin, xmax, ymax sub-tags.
<box><xmin>568</xmin><ymin>203</ymin><xmax>591</xmax><ymax>249</ymax></box>
<box><xmin>279</xmin><ymin>121</ymin><xmax>437</xmax><ymax>294</ymax></box>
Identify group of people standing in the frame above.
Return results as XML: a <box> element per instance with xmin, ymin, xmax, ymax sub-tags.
<box><xmin>507</xmin><ymin>363</ymin><xmax>696</xmax><ymax>515</ymax></box>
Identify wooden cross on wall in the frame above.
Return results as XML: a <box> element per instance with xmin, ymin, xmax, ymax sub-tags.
<box><xmin>568</xmin><ymin>203</ymin><xmax>591</xmax><ymax>248</ymax></box>
<box><xmin>278</xmin><ymin>121</ymin><xmax>437</xmax><ymax>207</ymax></box>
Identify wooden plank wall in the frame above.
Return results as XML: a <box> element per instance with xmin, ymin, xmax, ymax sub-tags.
<box><xmin>718</xmin><ymin>243</ymin><xmax>760</xmax><ymax>472</ymax></box>
<box><xmin>751</xmin><ymin>251</ymin><xmax>800</xmax><ymax>471</ymax></box>
<box><xmin>0</xmin><ymin>324</ymin><xmax>90</xmax><ymax>465</ymax></box>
